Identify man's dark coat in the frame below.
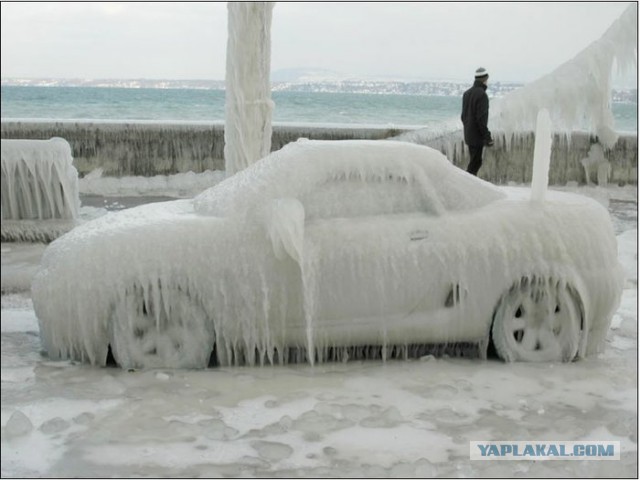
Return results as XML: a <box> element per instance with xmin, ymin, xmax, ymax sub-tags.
<box><xmin>461</xmin><ymin>80</ymin><xmax>493</xmax><ymax>147</ymax></box>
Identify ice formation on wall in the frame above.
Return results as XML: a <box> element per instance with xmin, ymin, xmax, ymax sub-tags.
<box><xmin>32</xmin><ymin>140</ymin><xmax>624</xmax><ymax>368</ymax></box>
<box><xmin>492</xmin><ymin>3</ymin><xmax>637</xmax><ymax>148</ymax></box>
<box><xmin>530</xmin><ymin>109</ymin><xmax>553</xmax><ymax>203</ymax></box>
<box><xmin>2</xmin><ymin>121</ymin><xmax>636</xmax><ymax>185</ymax></box>
<box><xmin>394</xmin><ymin>128</ymin><xmax>637</xmax><ymax>186</ymax></box>
<box><xmin>0</xmin><ymin>121</ymin><xmax>408</xmax><ymax>176</ymax></box>
<box><xmin>581</xmin><ymin>142</ymin><xmax>611</xmax><ymax>186</ymax></box>
<box><xmin>224</xmin><ymin>2</ymin><xmax>275</xmax><ymax>176</ymax></box>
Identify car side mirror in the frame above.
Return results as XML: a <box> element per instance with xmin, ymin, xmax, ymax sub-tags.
<box><xmin>265</xmin><ymin>198</ymin><xmax>305</xmax><ymax>264</ymax></box>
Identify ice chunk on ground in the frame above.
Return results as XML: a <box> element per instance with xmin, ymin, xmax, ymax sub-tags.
<box><xmin>199</xmin><ymin>419</ymin><xmax>238</xmax><ymax>441</ymax></box>
<box><xmin>5</xmin><ymin>410</ymin><xmax>34</xmax><ymax>438</ymax></box>
<box><xmin>291</xmin><ymin>410</ymin><xmax>354</xmax><ymax>437</ymax></box>
<box><xmin>39</xmin><ymin>417</ymin><xmax>70</xmax><ymax>435</ymax></box>
<box><xmin>72</xmin><ymin>412</ymin><xmax>95</xmax><ymax>425</ymax></box>
<box><xmin>339</xmin><ymin>404</ymin><xmax>374</xmax><ymax>423</ymax></box>
<box><xmin>359</xmin><ymin>406</ymin><xmax>404</xmax><ymax>428</ymax></box>
<box><xmin>251</xmin><ymin>440</ymin><xmax>294</xmax><ymax>461</ymax></box>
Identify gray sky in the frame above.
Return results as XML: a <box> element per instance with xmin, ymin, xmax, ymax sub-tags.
<box><xmin>0</xmin><ymin>1</ymin><xmax>635</xmax><ymax>84</ymax></box>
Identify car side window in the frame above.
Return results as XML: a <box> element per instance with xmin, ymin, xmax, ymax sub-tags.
<box><xmin>298</xmin><ymin>174</ymin><xmax>442</xmax><ymax>221</ymax></box>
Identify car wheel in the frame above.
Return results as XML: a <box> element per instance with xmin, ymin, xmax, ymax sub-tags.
<box><xmin>491</xmin><ymin>278</ymin><xmax>582</xmax><ymax>362</ymax></box>
<box><xmin>109</xmin><ymin>284</ymin><xmax>214</xmax><ymax>369</ymax></box>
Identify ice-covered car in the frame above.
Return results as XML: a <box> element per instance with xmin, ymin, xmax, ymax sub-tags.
<box><xmin>32</xmin><ymin>139</ymin><xmax>624</xmax><ymax>369</ymax></box>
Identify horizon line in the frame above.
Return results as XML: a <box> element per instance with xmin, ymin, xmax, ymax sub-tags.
<box><xmin>0</xmin><ymin>76</ymin><xmax>527</xmax><ymax>85</ymax></box>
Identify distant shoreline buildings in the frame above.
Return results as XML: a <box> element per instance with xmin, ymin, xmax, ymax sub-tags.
<box><xmin>1</xmin><ymin>78</ymin><xmax>637</xmax><ymax>103</ymax></box>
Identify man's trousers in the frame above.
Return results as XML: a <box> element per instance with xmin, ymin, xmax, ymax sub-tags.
<box><xmin>466</xmin><ymin>145</ymin><xmax>484</xmax><ymax>176</ymax></box>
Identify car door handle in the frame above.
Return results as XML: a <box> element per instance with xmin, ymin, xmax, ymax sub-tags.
<box><xmin>409</xmin><ymin>230</ymin><xmax>429</xmax><ymax>241</ymax></box>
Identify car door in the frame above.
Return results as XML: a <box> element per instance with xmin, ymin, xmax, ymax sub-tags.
<box><xmin>294</xmin><ymin>173</ymin><xmax>463</xmax><ymax>347</ymax></box>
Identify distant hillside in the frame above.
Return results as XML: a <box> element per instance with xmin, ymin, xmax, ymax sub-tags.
<box><xmin>1</xmin><ymin>76</ymin><xmax>636</xmax><ymax>102</ymax></box>
<box><xmin>0</xmin><ymin>76</ymin><xmax>520</xmax><ymax>97</ymax></box>
<box><xmin>0</xmin><ymin>78</ymin><xmax>226</xmax><ymax>90</ymax></box>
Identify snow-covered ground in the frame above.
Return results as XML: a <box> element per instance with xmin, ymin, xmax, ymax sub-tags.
<box><xmin>1</xmin><ymin>181</ymin><xmax>637</xmax><ymax>477</ymax></box>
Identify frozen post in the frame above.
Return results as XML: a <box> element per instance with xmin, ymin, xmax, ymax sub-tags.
<box><xmin>224</xmin><ymin>2</ymin><xmax>275</xmax><ymax>176</ymax></box>
<box><xmin>530</xmin><ymin>109</ymin><xmax>552</xmax><ymax>204</ymax></box>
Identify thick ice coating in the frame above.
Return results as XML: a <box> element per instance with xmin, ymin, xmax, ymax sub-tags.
<box><xmin>32</xmin><ymin>140</ymin><xmax>624</xmax><ymax>368</ymax></box>
<box><xmin>1</xmin><ymin>138</ymin><xmax>80</xmax><ymax>242</ymax></box>
<box><xmin>530</xmin><ymin>109</ymin><xmax>553</xmax><ymax>203</ymax></box>
<box><xmin>395</xmin><ymin>4</ymin><xmax>636</xmax><ymax>163</ymax></box>
<box><xmin>492</xmin><ymin>3</ymin><xmax>637</xmax><ymax>147</ymax></box>
<box><xmin>224</xmin><ymin>2</ymin><xmax>275</xmax><ymax>175</ymax></box>
<box><xmin>1</xmin><ymin>138</ymin><xmax>79</xmax><ymax>221</ymax></box>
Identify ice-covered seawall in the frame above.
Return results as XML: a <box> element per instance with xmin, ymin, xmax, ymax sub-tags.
<box><xmin>0</xmin><ymin>121</ymin><xmax>407</xmax><ymax>175</ymax></box>
<box><xmin>0</xmin><ymin>120</ymin><xmax>636</xmax><ymax>185</ymax></box>
<box><xmin>399</xmin><ymin>128</ymin><xmax>637</xmax><ymax>186</ymax></box>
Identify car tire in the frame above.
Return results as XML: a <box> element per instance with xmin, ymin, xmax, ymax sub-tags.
<box><xmin>491</xmin><ymin>277</ymin><xmax>582</xmax><ymax>362</ymax></box>
<box><xmin>109</xmin><ymin>284</ymin><xmax>214</xmax><ymax>369</ymax></box>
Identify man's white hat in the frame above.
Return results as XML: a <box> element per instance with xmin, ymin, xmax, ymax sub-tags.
<box><xmin>474</xmin><ymin>67</ymin><xmax>489</xmax><ymax>78</ymax></box>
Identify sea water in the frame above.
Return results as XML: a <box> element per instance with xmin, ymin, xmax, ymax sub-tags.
<box><xmin>13</xmin><ymin>85</ymin><xmax>635</xmax><ymax>132</ymax></box>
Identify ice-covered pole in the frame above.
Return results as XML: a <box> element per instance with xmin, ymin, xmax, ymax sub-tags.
<box><xmin>224</xmin><ymin>2</ymin><xmax>275</xmax><ymax>176</ymax></box>
<box><xmin>530</xmin><ymin>109</ymin><xmax>552</xmax><ymax>203</ymax></box>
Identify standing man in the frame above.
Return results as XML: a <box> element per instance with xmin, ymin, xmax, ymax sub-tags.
<box><xmin>461</xmin><ymin>67</ymin><xmax>494</xmax><ymax>176</ymax></box>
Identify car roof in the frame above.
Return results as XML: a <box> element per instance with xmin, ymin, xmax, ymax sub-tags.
<box><xmin>194</xmin><ymin>139</ymin><xmax>504</xmax><ymax>217</ymax></box>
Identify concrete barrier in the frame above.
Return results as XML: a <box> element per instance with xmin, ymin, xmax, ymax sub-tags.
<box><xmin>1</xmin><ymin>120</ymin><xmax>636</xmax><ymax>185</ymax></box>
